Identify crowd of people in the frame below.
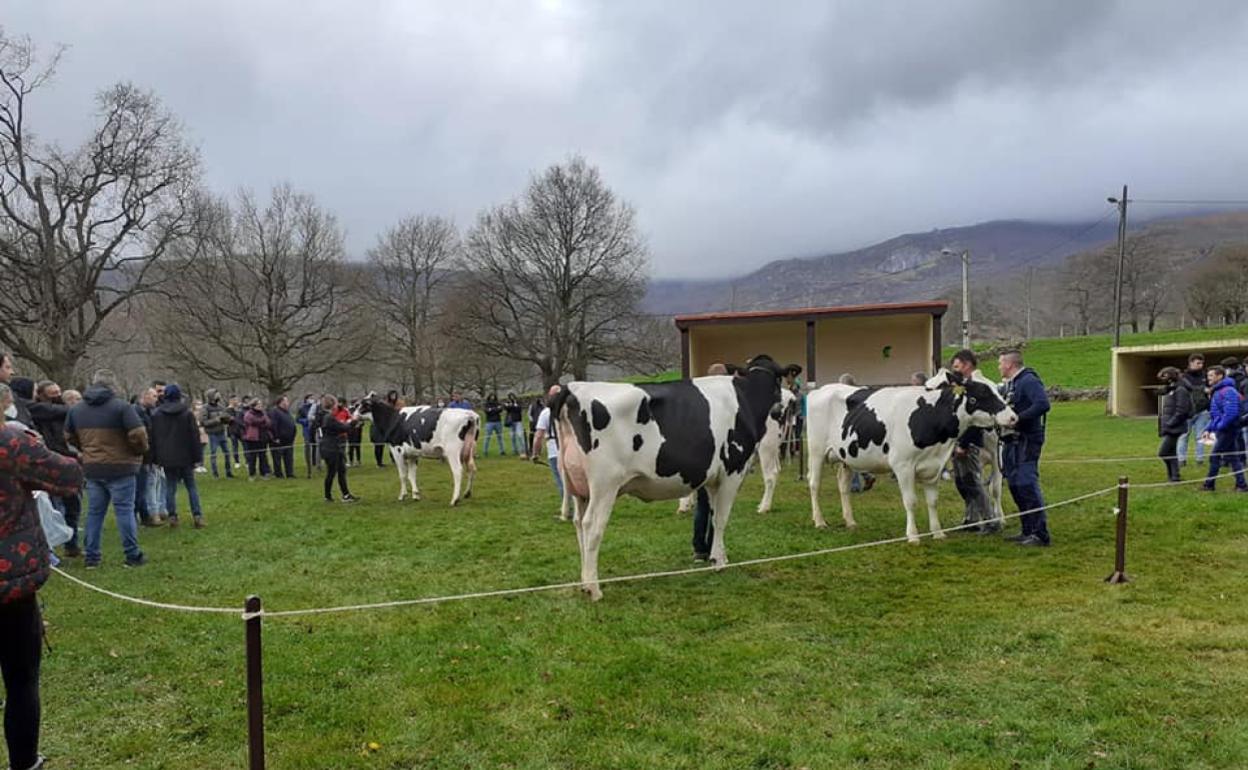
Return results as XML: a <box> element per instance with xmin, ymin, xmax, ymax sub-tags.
<box><xmin>1156</xmin><ymin>353</ymin><xmax>1248</xmax><ymax>490</ymax></box>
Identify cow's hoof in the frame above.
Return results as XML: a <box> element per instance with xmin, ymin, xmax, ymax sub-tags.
<box><xmin>450</xmin><ymin>499</ymin><xmax>459</xmax><ymax>507</ymax></box>
<box><xmin>756</xmin><ymin>506</ymin><xmax>769</xmax><ymax>514</ymax></box>
<box><xmin>814</xmin><ymin>521</ymin><xmax>828</xmax><ymax>530</ymax></box>
<box><xmin>463</xmin><ymin>490</ymin><xmax>472</xmax><ymax>499</ymax></box>
<box><xmin>932</xmin><ymin>530</ymin><xmax>947</xmax><ymax>540</ymax></box>
<box><xmin>907</xmin><ymin>537</ymin><xmax>922</xmax><ymax>546</ymax></box>
<box><xmin>582</xmin><ymin>585</ymin><xmax>603</xmax><ymax>602</ymax></box>
<box><xmin>845</xmin><ymin>522</ymin><xmax>858</xmax><ymax>531</ymax></box>
<box><xmin>710</xmin><ymin>557</ymin><xmax>728</xmax><ymax>570</ymax></box>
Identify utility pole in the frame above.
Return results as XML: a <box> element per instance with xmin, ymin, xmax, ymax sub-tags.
<box><xmin>942</xmin><ymin>247</ymin><xmax>971</xmax><ymax>349</ymax></box>
<box><xmin>961</xmin><ymin>250</ymin><xmax>970</xmax><ymax>349</ymax></box>
<box><xmin>1025</xmin><ymin>267</ymin><xmax>1034</xmax><ymax>340</ymax></box>
<box><xmin>1109</xmin><ymin>185</ymin><xmax>1129</xmax><ymax>347</ymax></box>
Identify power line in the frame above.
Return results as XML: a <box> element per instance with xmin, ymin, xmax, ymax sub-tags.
<box><xmin>1130</xmin><ymin>198</ymin><xmax>1248</xmax><ymax>206</ymax></box>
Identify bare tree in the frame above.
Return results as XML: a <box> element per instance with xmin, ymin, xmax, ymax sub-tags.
<box><xmin>1185</xmin><ymin>243</ymin><xmax>1248</xmax><ymax>327</ymax></box>
<box><xmin>367</xmin><ymin>215</ymin><xmax>458</xmax><ymax>401</ymax></box>
<box><xmin>157</xmin><ymin>186</ymin><xmax>370</xmax><ymax>399</ymax></box>
<box><xmin>460</xmin><ymin>156</ymin><xmax>649</xmax><ymax>388</ymax></box>
<box><xmin>0</xmin><ymin>32</ymin><xmax>199</xmax><ymax>383</ymax></box>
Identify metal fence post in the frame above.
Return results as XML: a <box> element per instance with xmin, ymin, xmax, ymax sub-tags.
<box><xmin>1105</xmin><ymin>477</ymin><xmax>1130</xmax><ymax>584</ymax></box>
<box><xmin>245</xmin><ymin>595</ymin><xmax>266</xmax><ymax>770</ymax></box>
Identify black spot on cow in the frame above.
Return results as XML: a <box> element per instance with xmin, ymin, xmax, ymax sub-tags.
<box><xmin>840</xmin><ymin>396</ymin><xmax>887</xmax><ymax>458</ymax></box>
<box><xmin>593</xmin><ymin>438</ymin><xmax>600</xmax><ymax>450</ymax></box>
<box><xmin>882</xmin><ymin>442</ymin><xmax>889</xmax><ymax>454</ymax></box>
<box><xmin>591</xmin><ymin>400</ymin><xmax>611</xmax><ymax>431</ymax></box>
<box><xmin>718</xmin><ymin>411</ymin><xmax>755</xmax><ymax>475</ymax></box>
<box><xmin>839</xmin><ymin>448</ymin><xmax>846</xmax><ymax>459</ymax></box>
<box><xmin>638</xmin><ymin>381</ymin><xmax>715</xmax><ymax>489</ymax></box>
<box><xmin>633</xmin><ymin>434</ymin><xmax>644</xmax><ymax>451</ymax></box>
<box><xmin>907</xmin><ymin>390</ymin><xmax>961</xmax><ymax>448</ymax></box>
<box><xmin>457</xmin><ymin>415</ymin><xmax>476</xmax><ymax>441</ymax></box>
<box><xmin>402</xmin><ymin>408</ymin><xmax>444</xmax><ymax>449</ymax></box>
<box><xmin>636</xmin><ymin>398</ymin><xmax>651</xmax><ymax>425</ymax></box>
<box><xmin>553</xmin><ymin>391</ymin><xmax>595</xmax><ymax>453</ymax></box>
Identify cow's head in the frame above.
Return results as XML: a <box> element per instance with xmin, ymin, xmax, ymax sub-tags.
<box><xmin>930</xmin><ymin>369</ymin><xmax>1017</xmax><ymax>429</ymax></box>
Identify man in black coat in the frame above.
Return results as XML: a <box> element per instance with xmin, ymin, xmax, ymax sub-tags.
<box><xmin>1157</xmin><ymin>367</ymin><xmax>1193</xmax><ymax>483</ymax></box>
<box><xmin>29</xmin><ymin>379</ymin><xmax>83</xmax><ymax>556</ymax></box>
<box><xmin>150</xmin><ymin>384</ymin><xmax>206</xmax><ymax>528</ymax></box>
<box><xmin>267</xmin><ymin>396</ymin><xmax>298</xmax><ymax>479</ymax></box>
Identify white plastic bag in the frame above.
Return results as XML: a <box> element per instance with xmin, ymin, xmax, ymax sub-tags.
<box><xmin>35</xmin><ymin>491</ymin><xmax>74</xmax><ymax>548</ymax></box>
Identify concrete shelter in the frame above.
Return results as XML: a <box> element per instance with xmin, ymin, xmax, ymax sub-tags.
<box><xmin>1110</xmin><ymin>338</ymin><xmax>1248</xmax><ymax>416</ymax></box>
<box><xmin>674</xmin><ymin>301</ymin><xmax>948</xmax><ymax>386</ymax></box>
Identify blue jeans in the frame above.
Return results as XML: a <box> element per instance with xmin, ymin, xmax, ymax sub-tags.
<box><xmin>483</xmin><ymin>421</ymin><xmax>505</xmax><ymax>455</ymax></box>
<box><xmin>509</xmin><ymin>422</ymin><xmax>528</xmax><ymax>455</ymax></box>
<box><xmin>84</xmin><ymin>475</ymin><xmax>142</xmax><ymax>562</ymax></box>
<box><xmin>547</xmin><ymin>456</ymin><xmax>563</xmax><ymax>497</ymax></box>
<box><xmin>1177</xmin><ymin>410</ymin><xmax>1211</xmax><ymax>462</ymax></box>
<box><xmin>1204</xmin><ymin>429</ymin><xmax>1247</xmax><ymax>489</ymax></box>
<box><xmin>1002</xmin><ymin>436</ymin><xmax>1049</xmax><ymax>543</ymax></box>
<box><xmin>163</xmin><ymin>466</ymin><xmax>203</xmax><ymax>518</ymax></box>
<box><xmin>146</xmin><ymin>465</ymin><xmax>167</xmax><ymax>516</ymax></box>
<box><xmin>51</xmin><ymin>493</ymin><xmax>82</xmax><ymax>549</ymax></box>
<box><xmin>208</xmin><ymin>432</ymin><xmax>234</xmax><ymax>477</ymax></box>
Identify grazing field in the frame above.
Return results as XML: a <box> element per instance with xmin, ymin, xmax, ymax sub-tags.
<box><xmin>39</xmin><ymin>402</ymin><xmax>1248</xmax><ymax>769</ymax></box>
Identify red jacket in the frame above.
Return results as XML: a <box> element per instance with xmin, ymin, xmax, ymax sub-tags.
<box><xmin>0</xmin><ymin>424</ymin><xmax>84</xmax><ymax>603</ymax></box>
<box><xmin>242</xmin><ymin>407</ymin><xmax>272</xmax><ymax>443</ymax></box>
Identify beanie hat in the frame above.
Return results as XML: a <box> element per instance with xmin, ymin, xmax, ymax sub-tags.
<box><xmin>10</xmin><ymin>377</ymin><xmax>34</xmax><ymax>400</ymax></box>
<box><xmin>164</xmin><ymin>383</ymin><xmax>183</xmax><ymax>402</ymax></box>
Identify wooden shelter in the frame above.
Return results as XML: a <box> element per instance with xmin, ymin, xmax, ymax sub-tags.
<box><xmin>674</xmin><ymin>301</ymin><xmax>948</xmax><ymax>385</ymax></box>
<box><xmin>1111</xmin><ymin>338</ymin><xmax>1248</xmax><ymax>416</ymax></box>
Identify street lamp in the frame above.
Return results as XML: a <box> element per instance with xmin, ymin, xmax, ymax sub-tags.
<box><xmin>941</xmin><ymin>247</ymin><xmax>971</xmax><ymax>349</ymax></box>
<box><xmin>1107</xmin><ymin>186</ymin><xmax>1129</xmax><ymax>348</ymax></box>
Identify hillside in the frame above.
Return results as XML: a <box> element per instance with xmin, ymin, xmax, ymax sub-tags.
<box><xmin>645</xmin><ymin>212</ymin><xmax>1248</xmax><ymax>324</ymax></box>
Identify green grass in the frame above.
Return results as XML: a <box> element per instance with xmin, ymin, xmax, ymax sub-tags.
<box><xmin>948</xmin><ymin>324</ymin><xmax>1248</xmax><ymax>388</ymax></box>
<box><xmin>39</xmin><ymin>404</ymin><xmax>1248</xmax><ymax>769</ymax></box>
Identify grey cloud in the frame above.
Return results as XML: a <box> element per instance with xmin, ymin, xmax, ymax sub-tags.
<box><xmin>5</xmin><ymin>1</ymin><xmax>1248</xmax><ymax>278</ymax></box>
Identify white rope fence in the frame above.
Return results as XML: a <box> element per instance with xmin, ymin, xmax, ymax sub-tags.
<box><xmin>52</xmin><ymin>482</ymin><xmax>1135</xmax><ymax>622</ymax></box>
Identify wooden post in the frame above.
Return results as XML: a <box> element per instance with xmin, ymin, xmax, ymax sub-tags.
<box><xmin>1105</xmin><ymin>477</ymin><xmax>1130</xmax><ymax>584</ymax></box>
<box><xmin>245</xmin><ymin>595</ymin><xmax>266</xmax><ymax>770</ymax></box>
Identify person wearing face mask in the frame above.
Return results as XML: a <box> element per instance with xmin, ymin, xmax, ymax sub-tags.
<box><xmin>0</xmin><ymin>353</ymin><xmax>33</xmax><ymax>427</ymax></box>
<box><xmin>28</xmin><ymin>381</ymin><xmax>82</xmax><ymax>557</ymax></box>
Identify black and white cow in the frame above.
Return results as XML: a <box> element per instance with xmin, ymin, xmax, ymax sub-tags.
<box><xmin>355</xmin><ymin>399</ymin><xmax>479</xmax><ymax>506</ymax></box>
<box><xmin>552</xmin><ymin>355</ymin><xmax>788</xmax><ymax>600</ymax></box>
<box><xmin>925</xmin><ymin>369</ymin><xmax>1006</xmax><ymax>525</ymax></box>
<box><xmin>675</xmin><ymin>386</ymin><xmax>798</xmax><ymax>515</ymax></box>
<box><xmin>806</xmin><ymin>372</ymin><xmax>1017</xmax><ymax>543</ymax></box>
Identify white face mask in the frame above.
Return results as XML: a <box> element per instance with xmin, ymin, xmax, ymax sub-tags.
<box><xmin>3</xmin><ymin>404</ymin><xmax>15</xmax><ymax>419</ymax></box>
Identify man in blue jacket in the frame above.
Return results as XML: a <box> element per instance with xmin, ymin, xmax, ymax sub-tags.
<box><xmin>1200</xmin><ymin>365</ymin><xmax>1247</xmax><ymax>492</ymax></box>
<box><xmin>997</xmin><ymin>350</ymin><xmax>1052</xmax><ymax>547</ymax></box>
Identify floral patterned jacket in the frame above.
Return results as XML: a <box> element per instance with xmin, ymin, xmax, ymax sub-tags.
<box><xmin>0</xmin><ymin>423</ymin><xmax>84</xmax><ymax>603</ymax></box>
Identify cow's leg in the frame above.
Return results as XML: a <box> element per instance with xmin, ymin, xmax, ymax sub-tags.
<box><xmin>578</xmin><ymin>486</ymin><xmax>619</xmax><ymax>601</ymax></box>
<box><xmin>985</xmin><ymin>437</ymin><xmax>1005</xmax><ymax>523</ymax></box>
<box><xmin>894</xmin><ymin>466</ymin><xmax>922</xmax><ymax>544</ymax></box>
<box><xmin>447</xmin><ymin>455</ymin><xmax>464</xmax><ymax>506</ymax></box>
<box><xmin>676</xmin><ymin>493</ymin><xmax>694</xmax><ymax>515</ymax></box>
<box><xmin>408</xmin><ymin>458</ymin><xmax>422</xmax><ymax>501</ymax></box>
<box><xmin>923</xmin><ymin>479</ymin><xmax>945</xmax><ymax>539</ymax></box>
<box><xmin>836</xmin><ymin>463</ymin><xmax>857</xmax><ymax>529</ymax></box>
<box><xmin>392</xmin><ymin>450</ymin><xmax>408</xmax><ymax>501</ymax></box>
<box><xmin>808</xmin><ymin>451</ymin><xmax>829</xmax><ymax>529</ymax></box>
<box><xmin>462</xmin><ymin>429</ymin><xmax>478</xmax><ymax>499</ymax></box>
<box><xmin>708</xmin><ymin>478</ymin><xmax>744</xmax><ymax>568</ymax></box>
<box><xmin>757</xmin><ymin>446</ymin><xmax>780</xmax><ymax>514</ymax></box>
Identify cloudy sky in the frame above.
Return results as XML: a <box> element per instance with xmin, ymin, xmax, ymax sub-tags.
<box><xmin>6</xmin><ymin>1</ymin><xmax>1247</xmax><ymax>277</ymax></box>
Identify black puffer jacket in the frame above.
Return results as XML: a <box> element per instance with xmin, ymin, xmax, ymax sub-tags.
<box><xmin>150</xmin><ymin>399</ymin><xmax>205</xmax><ymax>469</ymax></box>
<box><xmin>28</xmin><ymin>400</ymin><xmax>72</xmax><ymax>455</ymax></box>
<box><xmin>318</xmin><ymin>411</ymin><xmax>350</xmax><ymax>457</ymax></box>
<box><xmin>1158</xmin><ymin>382</ymin><xmax>1193</xmax><ymax>437</ymax></box>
